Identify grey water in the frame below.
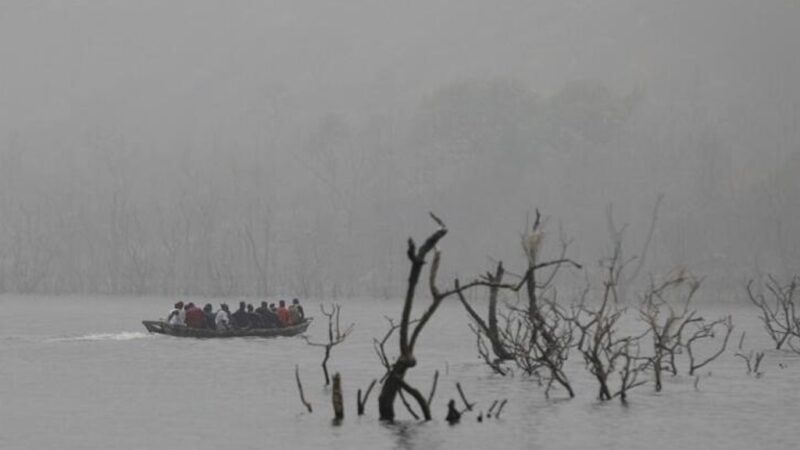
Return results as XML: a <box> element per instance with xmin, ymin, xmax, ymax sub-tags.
<box><xmin>1</xmin><ymin>295</ymin><xmax>798</xmax><ymax>450</ymax></box>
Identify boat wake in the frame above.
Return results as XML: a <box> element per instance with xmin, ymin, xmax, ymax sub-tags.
<box><xmin>49</xmin><ymin>332</ymin><xmax>153</xmax><ymax>342</ymax></box>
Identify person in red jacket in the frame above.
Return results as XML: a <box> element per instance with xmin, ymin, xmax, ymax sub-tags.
<box><xmin>184</xmin><ymin>303</ymin><xmax>207</xmax><ymax>329</ymax></box>
<box><xmin>276</xmin><ymin>300</ymin><xmax>290</xmax><ymax>327</ymax></box>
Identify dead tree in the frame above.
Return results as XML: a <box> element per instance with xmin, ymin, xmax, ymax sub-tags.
<box><xmin>574</xmin><ymin>246</ymin><xmax>648</xmax><ymax>401</ymax></box>
<box><xmin>458</xmin><ymin>262</ymin><xmax>515</xmax><ymax>364</ymax></box>
<box><xmin>639</xmin><ymin>269</ymin><xmax>702</xmax><ymax>391</ymax></box>
<box><xmin>638</xmin><ymin>269</ymin><xmax>733</xmax><ymax>380</ymax></box>
<box><xmin>735</xmin><ymin>333</ymin><xmax>765</xmax><ymax>375</ymax></box>
<box><xmin>746</xmin><ymin>276</ymin><xmax>799</xmax><ymax>349</ymax></box>
<box><xmin>685</xmin><ymin>315</ymin><xmax>733</xmax><ymax>375</ymax></box>
<box><xmin>332</xmin><ymin>373</ymin><xmax>344</xmax><ymax>421</ymax></box>
<box><xmin>303</xmin><ymin>304</ymin><xmax>354</xmax><ymax>385</ymax></box>
<box><xmin>505</xmin><ymin>216</ymin><xmax>581</xmax><ymax>396</ymax></box>
<box><xmin>605</xmin><ymin>193</ymin><xmax>663</xmax><ymax>303</ymax></box>
<box><xmin>500</xmin><ymin>295</ymin><xmax>577</xmax><ymax>397</ymax></box>
<box><xmin>356</xmin><ymin>379</ymin><xmax>377</xmax><ymax>416</ymax></box>
<box><xmin>458</xmin><ymin>212</ymin><xmax>582</xmax><ymax>395</ymax></box>
<box><xmin>577</xmin><ymin>304</ymin><xmax>647</xmax><ymax>401</ymax></box>
<box><xmin>376</xmin><ymin>213</ymin><xmax>484</xmax><ymax>421</ymax></box>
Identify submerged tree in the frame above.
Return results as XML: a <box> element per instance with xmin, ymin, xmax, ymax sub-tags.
<box><xmin>638</xmin><ymin>268</ymin><xmax>733</xmax><ymax>389</ymax></box>
<box><xmin>376</xmin><ymin>213</ymin><xmax>487</xmax><ymax>421</ymax></box>
<box><xmin>746</xmin><ymin>275</ymin><xmax>799</xmax><ymax>350</ymax></box>
<box><xmin>684</xmin><ymin>314</ymin><xmax>733</xmax><ymax>376</ymax></box>
<box><xmin>303</xmin><ymin>304</ymin><xmax>354</xmax><ymax>386</ymax></box>
<box><xmin>639</xmin><ymin>270</ymin><xmax>702</xmax><ymax>391</ymax></box>
<box><xmin>573</xmin><ymin>244</ymin><xmax>649</xmax><ymax>401</ymax></box>
<box><xmin>459</xmin><ymin>211</ymin><xmax>582</xmax><ymax>397</ymax></box>
<box><xmin>605</xmin><ymin>193</ymin><xmax>663</xmax><ymax>303</ymax></box>
<box><xmin>457</xmin><ymin>262</ymin><xmax>514</xmax><ymax>374</ymax></box>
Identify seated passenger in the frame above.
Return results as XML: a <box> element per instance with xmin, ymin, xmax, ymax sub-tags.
<box><xmin>231</xmin><ymin>301</ymin><xmax>249</xmax><ymax>329</ymax></box>
<box><xmin>255</xmin><ymin>301</ymin><xmax>274</xmax><ymax>328</ymax></box>
<box><xmin>261</xmin><ymin>302</ymin><xmax>279</xmax><ymax>328</ymax></box>
<box><xmin>246</xmin><ymin>303</ymin><xmax>264</xmax><ymax>328</ymax></box>
<box><xmin>276</xmin><ymin>300</ymin><xmax>290</xmax><ymax>327</ymax></box>
<box><xmin>203</xmin><ymin>303</ymin><xmax>216</xmax><ymax>330</ymax></box>
<box><xmin>289</xmin><ymin>298</ymin><xmax>305</xmax><ymax>325</ymax></box>
<box><xmin>215</xmin><ymin>304</ymin><xmax>232</xmax><ymax>331</ymax></box>
<box><xmin>185</xmin><ymin>303</ymin><xmax>207</xmax><ymax>329</ymax></box>
<box><xmin>167</xmin><ymin>301</ymin><xmax>185</xmax><ymax>326</ymax></box>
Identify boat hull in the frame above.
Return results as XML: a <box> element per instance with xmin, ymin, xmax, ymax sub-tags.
<box><xmin>142</xmin><ymin>318</ymin><xmax>312</xmax><ymax>338</ymax></box>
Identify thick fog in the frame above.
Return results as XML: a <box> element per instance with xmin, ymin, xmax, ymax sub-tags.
<box><xmin>0</xmin><ymin>1</ymin><xmax>798</xmax><ymax>297</ymax></box>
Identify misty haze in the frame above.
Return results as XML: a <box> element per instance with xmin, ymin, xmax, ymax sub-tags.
<box><xmin>1</xmin><ymin>1</ymin><xmax>799</xmax><ymax>449</ymax></box>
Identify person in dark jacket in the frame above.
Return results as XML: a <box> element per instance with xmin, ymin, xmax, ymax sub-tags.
<box><xmin>203</xmin><ymin>303</ymin><xmax>216</xmax><ymax>330</ymax></box>
<box><xmin>264</xmin><ymin>303</ymin><xmax>280</xmax><ymax>328</ymax></box>
<box><xmin>255</xmin><ymin>301</ymin><xmax>275</xmax><ymax>328</ymax></box>
<box><xmin>231</xmin><ymin>301</ymin><xmax>250</xmax><ymax>329</ymax></box>
<box><xmin>246</xmin><ymin>303</ymin><xmax>264</xmax><ymax>328</ymax></box>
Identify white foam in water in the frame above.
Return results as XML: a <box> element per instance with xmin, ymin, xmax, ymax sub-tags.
<box><xmin>49</xmin><ymin>332</ymin><xmax>152</xmax><ymax>342</ymax></box>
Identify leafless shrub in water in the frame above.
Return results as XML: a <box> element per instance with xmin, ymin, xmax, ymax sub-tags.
<box><xmin>685</xmin><ymin>315</ymin><xmax>734</xmax><ymax>376</ymax></box>
<box><xmin>303</xmin><ymin>303</ymin><xmax>354</xmax><ymax>386</ymax></box>
<box><xmin>573</xmin><ymin>244</ymin><xmax>649</xmax><ymax>402</ymax></box>
<box><xmin>458</xmin><ymin>211</ymin><xmax>582</xmax><ymax>397</ymax></box>
<box><xmin>639</xmin><ymin>269</ymin><xmax>703</xmax><ymax>391</ymax></box>
<box><xmin>746</xmin><ymin>276</ymin><xmax>799</xmax><ymax>350</ymax></box>
<box><xmin>735</xmin><ymin>332</ymin><xmax>765</xmax><ymax>376</ymax></box>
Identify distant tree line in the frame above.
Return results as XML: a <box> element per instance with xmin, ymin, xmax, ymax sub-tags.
<box><xmin>0</xmin><ymin>78</ymin><xmax>797</xmax><ymax>296</ymax></box>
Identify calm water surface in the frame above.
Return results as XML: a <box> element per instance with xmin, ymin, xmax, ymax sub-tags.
<box><xmin>1</xmin><ymin>295</ymin><xmax>798</xmax><ymax>449</ymax></box>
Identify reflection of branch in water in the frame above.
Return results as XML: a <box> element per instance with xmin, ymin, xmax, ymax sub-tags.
<box><xmin>388</xmin><ymin>422</ymin><xmax>422</xmax><ymax>450</ymax></box>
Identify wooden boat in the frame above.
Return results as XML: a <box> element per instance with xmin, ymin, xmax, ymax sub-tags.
<box><xmin>142</xmin><ymin>318</ymin><xmax>312</xmax><ymax>338</ymax></box>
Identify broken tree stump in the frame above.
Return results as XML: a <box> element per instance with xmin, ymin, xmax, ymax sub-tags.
<box><xmin>332</xmin><ymin>373</ymin><xmax>344</xmax><ymax>421</ymax></box>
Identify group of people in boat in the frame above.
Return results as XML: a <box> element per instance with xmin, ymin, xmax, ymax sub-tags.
<box><xmin>166</xmin><ymin>299</ymin><xmax>305</xmax><ymax>331</ymax></box>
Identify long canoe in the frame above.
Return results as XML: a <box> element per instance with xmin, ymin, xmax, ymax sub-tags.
<box><xmin>142</xmin><ymin>318</ymin><xmax>312</xmax><ymax>338</ymax></box>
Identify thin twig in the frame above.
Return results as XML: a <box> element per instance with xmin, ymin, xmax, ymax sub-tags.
<box><xmin>427</xmin><ymin>370</ymin><xmax>439</xmax><ymax>407</ymax></box>
<box><xmin>295</xmin><ymin>365</ymin><xmax>312</xmax><ymax>413</ymax></box>
<box><xmin>398</xmin><ymin>389</ymin><xmax>420</xmax><ymax>420</ymax></box>
<box><xmin>487</xmin><ymin>400</ymin><xmax>498</xmax><ymax>417</ymax></box>
<box><xmin>456</xmin><ymin>382</ymin><xmax>475</xmax><ymax>411</ymax></box>
<box><xmin>494</xmin><ymin>399</ymin><xmax>508</xmax><ymax>419</ymax></box>
<box><xmin>357</xmin><ymin>379</ymin><xmax>377</xmax><ymax>416</ymax></box>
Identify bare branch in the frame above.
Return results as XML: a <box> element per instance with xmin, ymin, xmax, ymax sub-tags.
<box><xmin>427</xmin><ymin>370</ymin><xmax>439</xmax><ymax>407</ymax></box>
<box><xmin>295</xmin><ymin>365</ymin><xmax>312</xmax><ymax>413</ymax></box>
<box><xmin>357</xmin><ymin>379</ymin><xmax>377</xmax><ymax>416</ymax></box>
<box><xmin>687</xmin><ymin>315</ymin><xmax>734</xmax><ymax>375</ymax></box>
<box><xmin>455</xmin><ymin>382</ymin><xmax>475</xmax><ymax>411</ymax></box>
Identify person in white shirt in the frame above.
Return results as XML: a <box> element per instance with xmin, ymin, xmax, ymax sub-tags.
<box><xmin>167</xmin><ymin>301</ymin><xmax>185</xmax><ymax>326</ymax></box>
<box><xmin>215</xmin><ymin>304</ymin><xmax>231</xmax><ymax>331</ymax></box>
